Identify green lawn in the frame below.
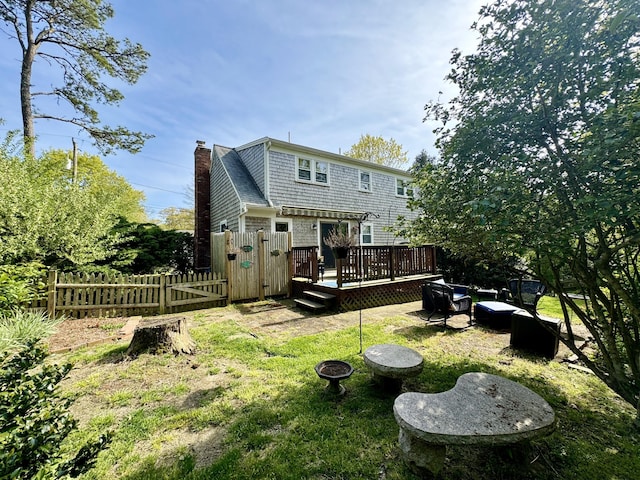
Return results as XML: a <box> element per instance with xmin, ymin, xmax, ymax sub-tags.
<box><xmin>57</xmin><ymin>301</ymin><xmax>639</xmax><ymax>480</ymax></box>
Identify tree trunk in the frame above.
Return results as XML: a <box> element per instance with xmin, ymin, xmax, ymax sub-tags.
<box><xmin>126</xmin><ymin>316</ymin><xmax>196</xmax><ymax>356</ymax></box>
<box><xmin>21</xmin><ymin>3</ymin><xmax>38</xmax><ymax>158</ymax></box>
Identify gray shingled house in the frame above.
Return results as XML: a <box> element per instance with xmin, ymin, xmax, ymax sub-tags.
<box><xmin>194</xmin><ymin>137</ymin><xmax>417</xmax><ymax>270</ymax></box>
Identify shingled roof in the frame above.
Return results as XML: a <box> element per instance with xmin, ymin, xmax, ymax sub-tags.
<box><xmin>214</xmin><ymin>145</ymin><xmax>269</xmax><ymax>207</ymax></box>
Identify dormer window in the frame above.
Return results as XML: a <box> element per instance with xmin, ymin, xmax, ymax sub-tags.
<box><xmin>297</xmin><ymin>157</ymin><xmax>329</xmax><ymax>184</ymax></box>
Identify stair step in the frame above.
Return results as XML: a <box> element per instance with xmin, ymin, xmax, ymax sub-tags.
<box><xmin>303</xmin><ymin>290</ymin><xmax>336</xmax><ymax>303</ymax></box>
<box><xmin>294</xmin><ymin>298</ymin><xmax>326</xmax><ymax>312</ymax></box>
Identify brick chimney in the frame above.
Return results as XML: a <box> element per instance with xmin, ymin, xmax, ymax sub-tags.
<box><xmin>194</xmin><ymin>140</ymin><xmax>211</xmax><ymax>271</ymax></box>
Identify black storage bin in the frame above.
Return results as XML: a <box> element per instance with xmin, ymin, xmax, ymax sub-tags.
<box><xmin>510</xmin><ymin>309</ymin><xmax>561</xmax><ymax>358</ymax></box>
<box><xmin>474</xmin><ymin>301</ymin><xmax>518</xmax><ymax>330</ymax></box>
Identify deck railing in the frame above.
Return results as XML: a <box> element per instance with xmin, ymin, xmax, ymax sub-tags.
<box><xmin>292</xmin><ymin>246</ymin><xmax>320</xmax><ymax>282</ymax></box>
<box><xmin>292</xmin><ymin>245</ymin><xmax>436</xmax><ymax>287</ymax></box>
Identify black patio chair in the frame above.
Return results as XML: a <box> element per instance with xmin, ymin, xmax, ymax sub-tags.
<box><xmin>422</xmin><ymin>281</ymin><xmax>473</xmax><ymax>327</ymax></box>
<box><xmin>502</xmin><ymin>278</ymin><xmax>546</xmax><ymax>314</ymax></box>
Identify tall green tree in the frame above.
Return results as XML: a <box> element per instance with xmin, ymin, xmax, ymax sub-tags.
<box><xmin>0</xmin><ymin>156</ymin><xmax>118</xmax><ymax>269</ymax></box>
<box><xmin>40</xmin><ymin>149</ymin><xmax>148</xmax><ymax>223</ymax></box>
<box><xmin>409</xmin><ymin>149</ymin><xmax>439</xmax><ymax>174</ymax></box>
<box><xmin>407</xmin><ymin>0</ymin><xmax>640</xmax><ymax>420</ymax></box>
<box><xmin>157</xmin><ymin>206</ymin><xmax>194</xmax><ymax>231</ymax></box>
<box><xmin>345</xmin><ymin>134</ymin><xmax>409</xmax><ymax>169</ymax></box>
<box><xmin>111</xmin><ymin>220</ymin><xmax>194</xmax><ymax>274</ymax></box>
<box><xmin>0</xmin><ymin>137</ymin><xmax>123</xmax><ymax>269</ymax></box>
<box><xmin>0</xmin><ymin>0</ymin><xmax>152</xmax><ymax>156</ymax></box>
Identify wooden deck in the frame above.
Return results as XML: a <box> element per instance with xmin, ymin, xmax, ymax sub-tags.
<box><xmin>292</xmin><ymin>273</ymin><xmax>440</xmax><ymax>311</ymax></box>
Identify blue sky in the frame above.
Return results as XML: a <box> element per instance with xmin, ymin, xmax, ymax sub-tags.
<box><xmin>0</xmin><ymin>0</ymin><xmax>484</xmax><ymax>219</ymax></box>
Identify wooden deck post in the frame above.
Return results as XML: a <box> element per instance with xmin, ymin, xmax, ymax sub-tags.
<box><xmin>431</xmin><ymin>245</ymin><xmax>437</xmax><ymax>273</ymax></box>
<box><xmin>311</xmin><ymin>247</ymin><xmax>319</xmax><ymax>283</ymax></box>
<box><xmin>287</xmin><ymin>231</ymin><xmax>293</xmax><ymax>298</ymax></box>
<box><xmin>390</xmin><ymin>246</ymin><xmax>396</xmax><ymax>281</ymax></box>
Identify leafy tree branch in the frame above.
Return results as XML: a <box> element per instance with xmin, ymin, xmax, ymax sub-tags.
<box><xmin>0</xmin><ymin>0</ymin><xmax>152</xmax><ymax>155</ymax></box>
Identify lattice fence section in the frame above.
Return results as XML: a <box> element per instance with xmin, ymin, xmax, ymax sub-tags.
<box><xmin>292</xmin><ymin>277</ymin><xmax>429</xmax><ymax>312</ymax></box>
<box><xmin>337</xmin><ymin>279</ymin><xmax>425</xmax><ymax>311</ymax></box>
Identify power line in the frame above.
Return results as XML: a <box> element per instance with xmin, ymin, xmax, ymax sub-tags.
<box><xmin>0</xmin><ymin>128</ymin><xmax>188</xmax><ymax>169</ymax></box>
<box><xmin>131</xmin><ymin>182</ymin><xmax>185</xmax><ymax>195</ymax></box>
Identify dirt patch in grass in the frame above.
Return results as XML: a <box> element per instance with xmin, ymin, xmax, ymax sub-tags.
<box><xmin>47</xmin><ymin>317</ymin><xmax>128</xmax><ymax>352</ymax></box>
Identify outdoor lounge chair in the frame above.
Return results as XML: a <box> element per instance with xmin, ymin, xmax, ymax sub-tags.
<box><xmin>422</xmin><ymin>281</ymin><xmax>473</xmax><ymax>327</ymax></box>
<box><xmin>502</xmin><ymin>278</ymin><xmax>546</xmax><ymax>313</ymax></box>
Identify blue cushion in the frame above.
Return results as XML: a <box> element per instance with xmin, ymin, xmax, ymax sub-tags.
<box><xmin>476</xmin><ymin>301</ymin><xmax>519</xmax><ymax>314</ymax></box>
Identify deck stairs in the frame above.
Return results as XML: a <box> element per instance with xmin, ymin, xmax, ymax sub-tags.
<box><xmin>294</xmin><ymin>290</ymin><xmax>337</xmax><ymax>313</ymax></box>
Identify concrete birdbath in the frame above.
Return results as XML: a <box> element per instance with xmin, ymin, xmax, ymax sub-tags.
<box><xmin>315</xmin><ymin>360</ymin><xmax>354</xmax><ymax>396</ymax></box>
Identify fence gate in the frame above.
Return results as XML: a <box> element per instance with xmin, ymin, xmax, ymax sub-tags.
<box><xmin>37</xmin><ymin>271</ymin><xmax>227</xmax><ymax>319</ymax></box>
<box><xmin>165</xmin><ymin>273</ymin><xmax>227</xmax><ymax>310</ymax></box>
<box><xmin>211</xmin><ymin>231</ymin><xmax>291</xmax><ymax>302</ymax></box>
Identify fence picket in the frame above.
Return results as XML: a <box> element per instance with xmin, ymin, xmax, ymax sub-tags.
<box><xmin>36</xmin><ymin>271</ymin><xmax>228</xmax><ymax>318</ymax></box>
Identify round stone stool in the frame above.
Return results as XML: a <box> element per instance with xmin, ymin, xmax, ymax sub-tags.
<box><xmin>363</xmin><ymin>344</ymin><xmax>424</xmax><ymax>392</ymax></box>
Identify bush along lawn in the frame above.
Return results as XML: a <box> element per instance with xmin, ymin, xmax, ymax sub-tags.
<box><xmin>56</xmin><ymin>305</ymin><xmax>639</xmax><ymax>480</ymax></box>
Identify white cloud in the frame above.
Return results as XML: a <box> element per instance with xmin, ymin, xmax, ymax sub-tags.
<box><xmin>0</xmin><ymin>0</ymin><xmax>486</xmax><ymax>211</ymax></box>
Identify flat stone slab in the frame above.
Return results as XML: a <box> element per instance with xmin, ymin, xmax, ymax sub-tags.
<box><xmin>363</xmin><ymin>344</ymin><xmax>424</xmax><ymax>380</ymax></box>
<box><xmin>393</xmin><ymin>372</ymin><xmax>556</xmax><ymax>475</ymax></box>
<box><xmin>394</xmin><ymin>372</ymin><xmax>555</xmax><ymax>445</ymax></box>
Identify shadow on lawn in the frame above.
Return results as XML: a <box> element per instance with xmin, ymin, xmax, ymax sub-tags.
<box><xmin>90</xmin><ymin>317</ymin><xmax>640</xmax><ymax>480</ymax></box>
<box><xmin>112</xmin><ymin>357</ymin><xmax>604</xmax><ymax>480</ymax></box>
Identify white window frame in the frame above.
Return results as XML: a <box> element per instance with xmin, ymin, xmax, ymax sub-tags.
<box><xmin>297</xmin><ymin>157</ymin><xmax>329</xmax><ymax>185</ymax></box>
<box><xmin>219</xmin><ymin>219</ymin><xmax>228</xmax><ymax>232</ymax></box>
<box><xmin>359</xmin><ymin>170</ymin><xmax>372</xmax><ymax>192</ymax></box>
<box><xmin>360</xmin><ymin>223</ymin><xmax>373</xmax><ymax>245</ymax></box>
<box><xmin>396</xmin><ymin>178</ymin><xmax>412</xmax><ymax>197</ymax></box>
<box><xmin>272</xmin><ymin>218</ymin><xmax>292</xmax><ymax>233</ymax></box>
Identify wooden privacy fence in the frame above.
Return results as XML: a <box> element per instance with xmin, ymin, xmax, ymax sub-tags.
<box><xmin>39</xmin><ymin>270</ymin><xmax>227</xmax><ymax>319</ymax></box>
<box><xmin>211</xmin><ymin>231</ymin><xmax>291</xmax><ymax>302</ymax></box>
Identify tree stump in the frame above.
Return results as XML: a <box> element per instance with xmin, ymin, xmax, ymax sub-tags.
<box><xmin>126</xmin><ymin>316</ymin><xmax>196</xmax><ymax>356</ymax></box>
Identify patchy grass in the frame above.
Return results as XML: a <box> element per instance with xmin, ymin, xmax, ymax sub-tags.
<box><xmin>99</xmin><ymin>321</ymin><xmax>126</xmax><ymax>334</ymax></box>
<box><xmin>55</xmin><ymin>303</ymin><xmax>639</xmax><ymax>480</ymax></box>
<box><xmin>538</xmin><ymin>295</ymin><xmax>588</xmax><ymax>321</ymax></box>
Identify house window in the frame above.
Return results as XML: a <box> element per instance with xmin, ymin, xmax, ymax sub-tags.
<box><xmin>272</xmin><ymin>218</ymin><xmax>292</xmax><ymax>233</ymax></box>
<box><xmin>359</xmin><ymin>171</ymin><xmax>371</xmax><ymax>192</ymax></box>
<box><xmin>297</xmin><ymin>157</ymin><xmax>329</xmax><ymax>184</ymax></box>
<box><xmin>219</xmin><ymin>220</ymin><xmax>228</xmax><ymax>232</ymax></box>
<box><xmin>361</xmin><ymin>223</ymin><xmax>373</xmax><ymax>244</ymax></box>
<box><xmin>298</xmin><ymin>158</ymin><xmax>311</xmax><ymax>181</ymax></box>
<box><xmin>396</xmin><ymin>178</ymin><xmax>413</xmax><ymax>197</ymax></box>
<box><xmin>315</xmin><ymin>161</ymin><xmax>328</xmax><ymax>183</ymax></box>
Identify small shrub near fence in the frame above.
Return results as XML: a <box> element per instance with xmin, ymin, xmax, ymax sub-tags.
<box><xmin>31</xmin><ymin>271</ymin><xmax>227</xmax><ymax>319</ymax></box>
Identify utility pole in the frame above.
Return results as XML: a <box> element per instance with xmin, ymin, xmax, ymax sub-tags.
<box><xmin>72</xmin><ymin>137</ymin><xmax>78</xmax><ymax>184</ymax></box>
